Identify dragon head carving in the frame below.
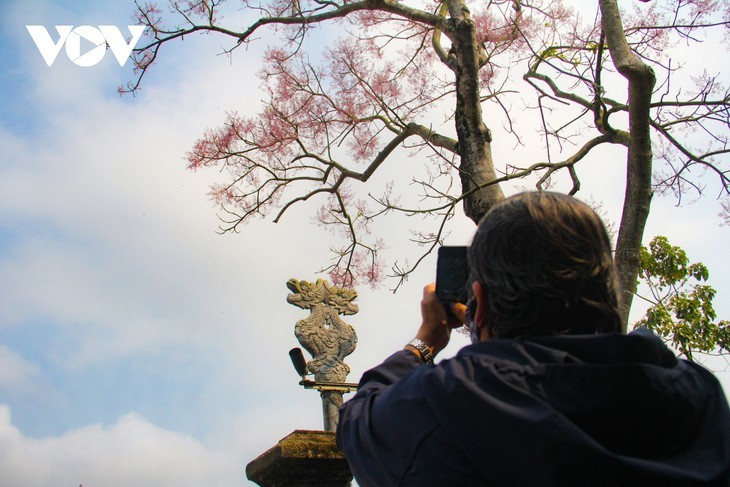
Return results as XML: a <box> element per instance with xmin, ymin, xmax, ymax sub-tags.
<box><xmin>286</xmin><ymin>278</ymin><xmax>359</xmax><ymax>315</ymax></box>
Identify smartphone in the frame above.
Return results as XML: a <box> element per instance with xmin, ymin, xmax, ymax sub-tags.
<box><xmin>435</xmin><ymin>246</ymin><xmax>469</xmax><ymax>305</ymax></box>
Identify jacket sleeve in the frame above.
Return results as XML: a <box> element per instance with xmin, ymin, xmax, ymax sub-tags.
<box><xmin>336</xmin><ymin>349</ymin><xmax>428</xmax><ymax>486</ymax></box>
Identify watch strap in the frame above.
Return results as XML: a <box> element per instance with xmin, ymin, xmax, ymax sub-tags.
<box><xmin>406</xmin><ymin>338</ymin><xmax>434</xmax><ymax>364</ymax></box>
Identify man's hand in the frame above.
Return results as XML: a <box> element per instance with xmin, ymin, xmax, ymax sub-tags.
<box><xmin>415</xmin><ymin>283</ymin><xmax>467</xmax><ymax>358</ymax></box>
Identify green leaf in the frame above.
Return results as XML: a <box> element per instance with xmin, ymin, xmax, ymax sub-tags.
<box><xmin>634</xmin><ymin>236</ymin><xmax>728</xmax><ymax>361</ymax></box>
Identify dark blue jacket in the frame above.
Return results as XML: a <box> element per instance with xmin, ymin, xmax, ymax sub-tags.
<box><xmin>337</xmin><ymin>329</ymin><xmax>730</xmax><ymax>486</ymax></box>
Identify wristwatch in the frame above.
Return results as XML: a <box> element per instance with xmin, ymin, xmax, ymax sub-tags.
<box><xmin>406</xmin><ymin>338</ymin><xmax>434</xmax><ymax>365</ymax></box>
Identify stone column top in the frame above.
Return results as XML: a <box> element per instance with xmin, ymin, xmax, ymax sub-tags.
<box><xmin>246</xmin><ymin>430</ymin><xmax>352</xmax><ymax>487</ymax></box>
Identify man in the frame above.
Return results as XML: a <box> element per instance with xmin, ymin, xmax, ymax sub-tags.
<box><xmin>336</xmin><ymin>192</ymin><xmax>730</xmax><ymax>486</ymax></box>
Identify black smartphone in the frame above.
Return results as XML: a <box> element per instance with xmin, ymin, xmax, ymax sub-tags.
<box><xmin>435</xmin><ymin>246</ymin><xmax>469</xmax><ymax>305</ymax></box>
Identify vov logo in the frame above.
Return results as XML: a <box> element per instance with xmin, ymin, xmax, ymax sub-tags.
<box><xmin>26</xmin><ymin>25</ymin><xmax>146</xmax><ymax>67</ymax></box>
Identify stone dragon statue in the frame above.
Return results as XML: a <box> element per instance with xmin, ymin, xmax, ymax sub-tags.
<box><xmin>286</xmin><ymin>278</ymin><xmax>358</xmax><ymax>431</ymax></box>
<box><xmin>286</xmin><ymin>278</ymin><xmax>358</xmax><ymax>384</ymax></box>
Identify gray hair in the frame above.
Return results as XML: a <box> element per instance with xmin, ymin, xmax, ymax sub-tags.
<box><xmin>468</xmin><ymin>192</ymin><xmax>622</xmax><ymax>339</ymax></box>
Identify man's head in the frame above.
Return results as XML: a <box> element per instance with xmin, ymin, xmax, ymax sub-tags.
<box><xmin>468</xmin><ymin>191</ymin><xmax>621</xmax><ymax>339</ymax></box>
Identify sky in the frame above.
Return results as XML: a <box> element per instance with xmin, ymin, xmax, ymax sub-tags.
<box><xmin>0</xmin><ymin>1</ymin><xmax>728</xmax><ymax>486</ymax></box>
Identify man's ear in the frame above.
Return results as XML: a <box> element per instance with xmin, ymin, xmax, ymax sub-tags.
<box><xmin>472</xmin><ymin>281</ymin><xmax>489</xmax><ymax>340</ymax></box>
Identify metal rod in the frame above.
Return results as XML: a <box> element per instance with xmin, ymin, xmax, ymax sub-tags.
<box><xmin>299</xmin><ymin>379</ymin><xmax>358</xmax><ymax>393</ymax></box>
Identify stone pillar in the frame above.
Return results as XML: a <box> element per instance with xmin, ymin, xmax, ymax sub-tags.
<box><xmin>246</xmin><ymin>430</ymin><xmax>352</xmax><ymax>487</ymax></box>
<box><xmin>321</xmin><ymin>391</ymin><xmax>343</xmax><ymax>433</ymax></box>
<box><xmin>247</xmin><ymin>279</ymin><xmax>358</xmax><ymax>485</ymax></box>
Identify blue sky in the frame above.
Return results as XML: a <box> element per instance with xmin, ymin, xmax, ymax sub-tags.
<box><xmin>0</xmin><ymin>1</ymin><xmax>728</xmax><ymax>485</ymax></box>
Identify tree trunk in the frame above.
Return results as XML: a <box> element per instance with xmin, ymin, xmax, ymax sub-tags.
<box><xmin>599</xmin><ymin>0</ymin><xmax>656</xmax><ymax>331</ymax></box>
<box><xmin>447</xmin><ymin>1</ymin><xmax>505</xmax><ymax>223</ymax></box>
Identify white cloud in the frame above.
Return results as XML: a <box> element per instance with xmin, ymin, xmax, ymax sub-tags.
<box><xmin>0</xmin><ymin>346</ymin><xmax>40</xmax><ymax>393</ymax></box>
<box><xmin>0</xmin><ymin>28</ymin><xmax>301</xmax><ymax>365</ymax></box>
<box><xmin>0</xmin><ymin>404</ymin><xmax>241</xmax><ymax>487</ymax></box>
